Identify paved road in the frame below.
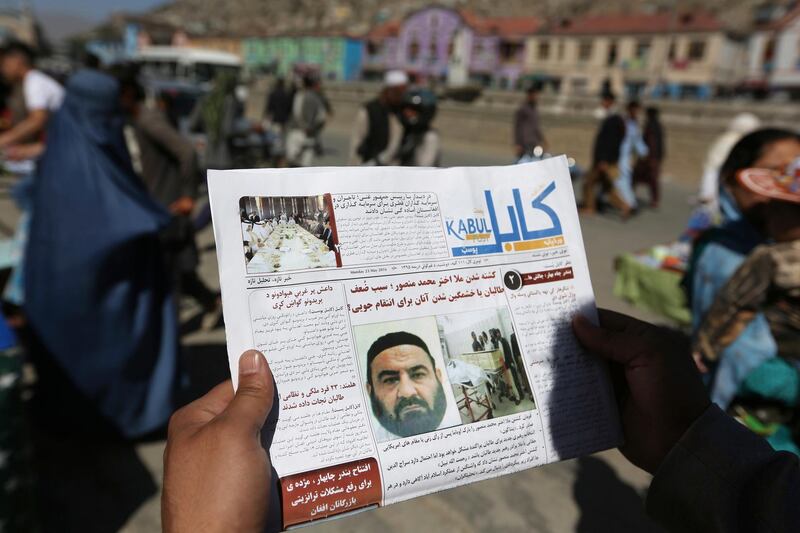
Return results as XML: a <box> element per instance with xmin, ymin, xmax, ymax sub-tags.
<box><xmin>0</xmin><ymin>127</ymin><xmax>694</xmax><ymax>532</ymax></box>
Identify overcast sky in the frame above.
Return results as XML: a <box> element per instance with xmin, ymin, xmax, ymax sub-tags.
<box><xmin>31</xmin><ymin>0</ymin><xmax>162</xmax><ymax>21</ymax></box>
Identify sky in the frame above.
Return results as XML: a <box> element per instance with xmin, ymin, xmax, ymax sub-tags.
<box><xmin>25</xmin><ymin>0</ymin><xmax>164</xmax><ymax>42</ymax></box>
<box><xmin>31</xmin><ymin>0</ymin><xmax>163</xmax><ymax>21</ymax></box>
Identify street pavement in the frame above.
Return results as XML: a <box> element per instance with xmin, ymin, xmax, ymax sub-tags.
<box><xmin>0</xmin><ymin>127</ymin><xmax>695</xmax><ymax>532</ymax></box>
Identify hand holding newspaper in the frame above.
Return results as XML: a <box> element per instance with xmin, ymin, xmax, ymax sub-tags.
<box><xmin>208</xmin><ymin>158</ymin><xmax>622</xmax><ymax>529</ymax></box>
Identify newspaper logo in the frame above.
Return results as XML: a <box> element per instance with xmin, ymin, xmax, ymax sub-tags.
<box><xmin>449</xmin><ymin>182</ymin><xmax>564</xmax><ymax>257</ymax></box>
<box><xmin>444</xmin><ymin>212</ymin><xmax>492</xmax><ymax>242</ymax></box>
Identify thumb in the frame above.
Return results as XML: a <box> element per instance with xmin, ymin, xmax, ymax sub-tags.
<box><xmin>224</xmin><ymin>350</ymin><xmax>275</xmax><ymax>435</ymax></box>
<box><xmin>572</xmin><ymin>312</ymin><xmax>636</xmax><ymax>365</ymax></box>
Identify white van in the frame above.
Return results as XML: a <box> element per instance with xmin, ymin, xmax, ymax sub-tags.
<box><xmin>134</xmin><ymin>46</ymin><xmax>241</xmax><ymax>86</ymax></box>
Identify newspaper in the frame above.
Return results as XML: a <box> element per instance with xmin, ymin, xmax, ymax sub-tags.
<box><xmin>208</xmin><ymin>158</ymin><xmax>622</xmax><ymax>529</ymax></box>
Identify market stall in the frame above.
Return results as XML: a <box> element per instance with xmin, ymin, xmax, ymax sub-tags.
<box><xmin>613</xmin><ymin>241</ymin><xmax>692</xmax><ymax>326</ymax></box>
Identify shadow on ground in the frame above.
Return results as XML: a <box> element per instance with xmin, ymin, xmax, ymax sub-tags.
<box><xmin>24</xmin><ymin>332</ymin><xmax>229</xmax><ymax>532</ymax></box>
<box><xmin>573</xmin><ymin>456</ymin><xmax>665</xmax><ymax>533</ymax></box>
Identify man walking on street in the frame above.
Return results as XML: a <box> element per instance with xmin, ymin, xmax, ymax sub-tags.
<box><xmin>119</xmin><ymin>76</ymin><xmax>221</xmax><ymax>330</ymax></box>
<box><xmin>0</xmin><ymin>41</ymin><xmax>64</xmax><ymax>310</ymax></box>
<box><xmin>348</xmin><ymin>70</ymin><xmax>407</xmax><ymax>166</ymax></box>
<box><xmin>581</xmin><ymin>91</ymin><xmax>626</xmax><ymax>215</ymax></box>
<box><xmin>285</xmin><ymin>76</ymin><xmax>327</xmax><ymax>167</ymax></box>
<box><xmin>634</xmin><ymin>106</ymin><xmax>665</xmax><ymax>209</ymax></box>
<box><xmin>0</xmin><ymin>41</ymin><xmax>63</xmax><ymax>149</ymax></box>
<box><xmin>265</xmin><ymin>77</ymin><xmax>293</xmax><ymax>132</ymax></box>
<box><xmin>513</xmin><ymin>84</ymin><xmax>547</xmax><ymax>159</ymax></box>
<box><xmin>265</xmin><ymin>77</ymin><xmax>293</xmax><ymax>165</ymax></box>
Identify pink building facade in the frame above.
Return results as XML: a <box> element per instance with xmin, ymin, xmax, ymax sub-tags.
<box><xmin>364</xmin><ymin>6</ymin><xmax>539</xmax><ymax>88</ymax></box>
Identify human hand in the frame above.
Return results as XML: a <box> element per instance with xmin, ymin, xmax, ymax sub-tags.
<box><xmin>4</xmin><ymin>142</ymin><xmax>43</xmax><ymax>161</ymax></box>
<box><xmin>572</xmin><ymin>309</ymin><xmax>709</xmax><ymax>474</ymax></box>
<box><xmin>168</xmin><ymin>196</ymin><xmax>195</xmax><ymax>216</ymax></box>
<box><xmin>162</xmin><ymin>350</ymin><xmax>276</xmax><ymax>533</ymax></box>
<box><xmin>692</xmin><ymin>351</ymin><xmax>709</xmax><ymax>374</ymax></box>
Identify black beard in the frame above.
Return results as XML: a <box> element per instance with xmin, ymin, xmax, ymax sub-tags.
<box><xmin>371</xmin><ymin>380</ymin><xmax>447</xmax><ymax>438</ymax></box>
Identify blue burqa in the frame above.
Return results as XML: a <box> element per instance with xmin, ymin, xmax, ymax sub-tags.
<box><xmin>24</xmin><ymin>70</ymin><xmax>180</xmax><ymax>437</ymax></box>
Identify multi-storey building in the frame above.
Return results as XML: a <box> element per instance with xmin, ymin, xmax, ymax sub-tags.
<box><xmin>363</xmin><ymin>6</ymin><xmax>540</xmax><ymax>88</ymax></box>
<box><xmin>524</xmin><ymin>11</ymin><xmax>747</xmax><ymax>99</ymax></box>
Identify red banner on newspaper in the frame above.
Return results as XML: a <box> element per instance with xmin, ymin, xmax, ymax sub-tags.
<box><xmin>281</xmin><ymin>458</ymin><xmax>382</xmax><ymax>528</ymax></box>
<box><xmin>521</xmin><ymin>267</ymin><xmax>574</xmax><ymax>286</ymax></box>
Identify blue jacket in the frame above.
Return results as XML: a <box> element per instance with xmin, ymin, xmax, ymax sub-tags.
<box><xmin>689</xmin><ymin>189</ymin><xmax>777</xmax><ymax>408</ymax></box>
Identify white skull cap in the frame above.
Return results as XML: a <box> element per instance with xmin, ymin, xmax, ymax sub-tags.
<box><xmin>384</xmin><ymin>70</ymin><xmax>409</xmax><ymax>87</ymax></box>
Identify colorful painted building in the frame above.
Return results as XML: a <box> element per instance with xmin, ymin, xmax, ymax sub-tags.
<box><xmin>174</xmin><ymin>31</ymin><xmax>243</xmax><ymax>59</ymax></box>
<box><xmin>242</xmin><ymin>34</ymin><xmax>363</xmax><ymax>81</ymax></box>
<box><xmin>363</xmin><ymin>6</ymin><xmax>540</xmax><ymax>88</ymax></box>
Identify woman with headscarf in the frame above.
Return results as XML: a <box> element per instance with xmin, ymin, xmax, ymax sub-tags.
<box><xmin>685</xmin><ymin>129</ymin><xmax>800</xmax><ymax>420</ymax></box>
<box><xmin>697</xmin><ymin>113</ymin><xmax>761</xmax><ymax>219</ymax></box>
<box><xmin>24</xmin><ymin>69</ymin><xmax>181</xmax><ymax>437</ymax></box>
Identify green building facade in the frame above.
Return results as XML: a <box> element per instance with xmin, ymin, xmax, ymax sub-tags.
<box><xmin>243</xmin><ymin>36</ymin><xmax>363</xmax><ymax>81</ymax></box>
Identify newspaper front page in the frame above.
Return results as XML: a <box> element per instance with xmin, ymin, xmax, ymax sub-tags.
<box><xmin>209</xmin><ymin>158</ymin><xmax>622</xmax><ymax>529</ymax></box>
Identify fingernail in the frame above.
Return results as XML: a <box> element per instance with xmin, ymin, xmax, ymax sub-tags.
<box><xmin>240</xmin><ymin>351</ymin><xmax>262</xmax><ymax>376</ymax></box>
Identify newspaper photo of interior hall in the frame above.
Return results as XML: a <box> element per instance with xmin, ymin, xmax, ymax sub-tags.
<box><xmin>239</xmin><ymin>195</ymin><xmax>339</xmax><ymax>274</ymax></box>
<box><xmin>437</xmin><ymin>307</ymin><xmax>536</xmax><ymax>425</ymax></box>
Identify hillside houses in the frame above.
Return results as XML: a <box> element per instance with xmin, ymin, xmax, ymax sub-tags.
<box><xmin>86</xmin><ymin>4</ymin><xmax>800</xmax><ymax>99</ymax></box>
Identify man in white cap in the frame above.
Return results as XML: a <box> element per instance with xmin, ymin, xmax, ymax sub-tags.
<box><xmin>348</xmin><ymin>69</ymin><xmax>407</xmax><ymax>165</ymax></box>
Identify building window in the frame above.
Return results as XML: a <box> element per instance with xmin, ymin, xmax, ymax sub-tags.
<box><xmin>557</xmin><ymin>40</ymin><xmax>564</xmax><ymax>60</ymax></box>
<box><xmin>538</xmin><ymin>41</ymin><xmax>550</xmax><ymax>60</ymax></box>
<box><xmin>636</xmin><ymin>40</ymin><xmax>650</xmax><ymax>61</ymax></box>
<box><xmin>474</xmin><ymin>40</ymin><xmax>485</xmax><ymax>59</ymax></box>
<box><xmin>429</xmin><ymin>40</ymin><xmax>437</xmax><ymax>64</ymax></box>
<box><xmin>764</xmin><ymin>38</ymin><xmax>776</xmax><ymax>72</ymax></box>
<box><xmin>688</xmin><ymin>40</ymin><xmax>706</xmax><ymax>61</ymax></box>
<box><xmin>578</xmin><ymin>41</ymin><xmax>592</xmax><ymax>61</ymax></box>
<box><xmin>796</xmin><ymin>37</ymin><xmax>800</xmax><ymax>69</ymax></box>
<box><xmin>499</xmin><ymin>41</ymin><xmax>521</xmax><ymax>62</ymax></box>
<box><xmin>409</xmin><ymin>38</ymin><xmax>420</xmax><ymax>62</ymax></box>
<box><xmin>667</xmin><ymin>40</ymin><xmax>676</xmax><ymax>61</ymax></box>
<box><xmin>607</xmin><ymin>40</ymin><xmax>617</xmax><ymax>66</ymax></box>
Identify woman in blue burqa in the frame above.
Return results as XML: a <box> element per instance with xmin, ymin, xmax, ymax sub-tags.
<box><xmin>23</xmin><ymin>69</ymin><xmax>181</xmax><ymax>437</ymax></box>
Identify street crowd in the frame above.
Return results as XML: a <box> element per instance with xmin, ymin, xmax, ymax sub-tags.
<box><xmin>0</xmin><ymin>38</ymin><xmax>798</xmax><ymax>532</ymax></box>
